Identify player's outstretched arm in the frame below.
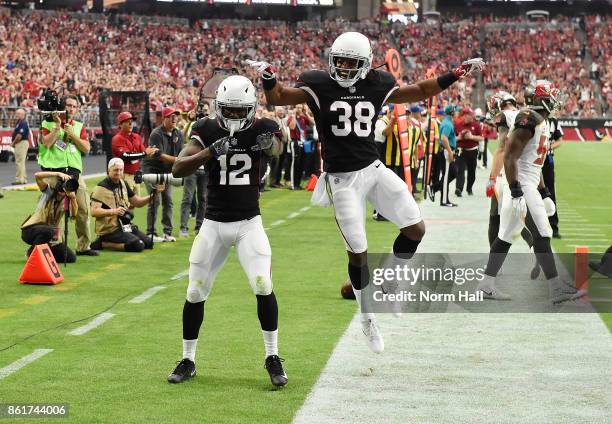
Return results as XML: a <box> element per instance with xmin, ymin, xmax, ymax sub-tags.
<box><xmin>246</xmin><ymin>59</ymin><xmax>309</xmax><ymax>106</ymax></box>
<box><xmin>172</xmin><ymin>139</ymin><xmax>212</xmax><ymax>178</ymax></box>
<box><xmin>387</xmin><ymin>58</ymin><xmax>486</xmax><ymax>104</ymax></box>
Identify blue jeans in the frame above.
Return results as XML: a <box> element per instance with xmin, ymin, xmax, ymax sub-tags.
<box><xmin>180</xmin><ymin>171</ymin><xmax>207</xmax><ymax>232</ymax></box>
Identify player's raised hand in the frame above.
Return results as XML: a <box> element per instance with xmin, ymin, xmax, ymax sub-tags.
<box><xmin>252</xmin><ymin>132</ymin><xmax>275</xmax><ymax>151</ymax></box>
<box><xmin>245</xmin><ymin>59</ymin><xmax>276</xmax><ymax>80</ymax></box>
<box><xmin>210</xmin><ymin>136</ymin><xmax>232</xmax><ymax>158</ymax></box>
<box><xmin>453</xmin><ymin>58</ymin><xmax>486</xmax><ymax>78</ymax></box>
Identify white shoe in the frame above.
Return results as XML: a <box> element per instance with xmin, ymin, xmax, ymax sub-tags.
<box><xmin>163</xmin><ymin>234</ymin><xmax>177</xmax><ymax>242</ymax></box>
<box><xmin>179</xmin><ymin>230</ymin><xmax>189</xmax><ymax>238</ymax></box>
<box><xmin>361</xmin><ymin>319</ymin><xmax>384</xmax><ymax>354</ymax></box>
<box><xmin>149</xmin><ymin>234</ymin><xmax>165</xmax><ymax>243</ymax></box>
<box><xmin>476</xmin><ymin>282</ymin><xmax>512</xmax><ymax>300</ymax></box>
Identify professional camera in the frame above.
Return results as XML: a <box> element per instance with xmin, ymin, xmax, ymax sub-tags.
<box><xmin>134</xmin><ymin>171</ymin><xmax>183</xmax><ymax>187</ymax></box>
<box><xmin>118</xmin><ymin>210</ymin><xmax>134</xmax><ymax>233</ymax></box>
<box><xmin>55</xmin><ymin>176</ymin><xmax>79</xmax><ymax>193</ymax></box>
<box><xmin>37</xmin><ymin>88</ymin><xmax>66</xmax><ymax>115</ymax></box>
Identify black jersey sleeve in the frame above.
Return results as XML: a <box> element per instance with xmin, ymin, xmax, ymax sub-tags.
<box><xmin>255</xmin><ymin>117</ymin><xmax>281</xmax><ymax>135</ymax></box>
<box><xmin>189</xmin><ymin>117</ymin><xmax>213</xmax><ymax>148</ymax></box>
<box><xmin>375</xmin><ymin>70</ymin><xmax>399</xmax><ymax>107</ymax></box>
<box><xmin>513</xmin><ymin>110</ymin><xmax>543</xmax><ymax>136</ymax></box>
<box><xmin>295</xmin><ymin>70</ymin><xmax>329</xmax><ymax>111</ymax></box>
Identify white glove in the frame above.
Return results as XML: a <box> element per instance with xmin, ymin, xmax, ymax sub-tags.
<box><xmin>543</xmin><ymin>197</ymin><xmax>556</xmax><ymax>217</ymax></box>
<box><xmin>453</xmin><ymin>58</ymin><xmax>486</xmax><ymax>78</ymax></box>
<box><xmin>511</xmin><ymin>196</ymin><xmax>527</xmax><ymax>220</ymax></box>
<box><xmin>245</xmin><ymin>59</ymin><xmax>276</xmax><ymax>80</ymax></box>
<box><xmin>252</xmin><ymin>132</ymin><xmax>276</xmax><ymax>151</ymax></box>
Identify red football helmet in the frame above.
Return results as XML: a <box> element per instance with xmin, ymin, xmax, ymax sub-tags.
<box><xmin>524</xmin><ymin>80</ymin><xmax>561</xmax><ymax>114</ymax></box>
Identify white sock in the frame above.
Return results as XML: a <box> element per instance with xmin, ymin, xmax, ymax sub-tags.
<box><xmin>353</xmin><ymin>288</ymin><xmax>376</xmax><ymax>323</ymax></box>
<box><xmin>182</xmin><ymin>339</ymin><xmax>198</xmax><ymax>362</ymax></box>
<box><xmin>262</xmin><ymin>330</ymin><xmax>278</xmax><ymax>357</ymax></box>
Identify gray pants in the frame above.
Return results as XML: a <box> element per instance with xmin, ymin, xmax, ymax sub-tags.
<box><xmin>180</xmin><ymin>172</ymin><xmax>207</xmax><ymax>233</ymax></box>
<box><xmin>146</xmin><ymin>183</ymin><xmax>173</xmax><ymax>236</ymax></box>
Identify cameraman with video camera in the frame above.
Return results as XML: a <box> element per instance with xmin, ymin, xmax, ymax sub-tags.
<box><xmin>21</xmin><ymin>171</ymin><xmax>79</xmax><ymax>263</ymax></box>
<box><xmin>90</xmin><ymin>158</ymin><xmax>164</xmax><ymax>252</ymax></box>
<box><xmin>142</xmin><ymin>107</ymin><xmax>183</xmax><ymax>242</ymax></box>
<box><xmin>38</xmin><ymin>92</ymin><xmax>98</xmax><ymax>256</ymax></box>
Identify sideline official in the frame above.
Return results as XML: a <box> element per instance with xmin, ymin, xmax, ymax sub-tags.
<box><xmin>38</xmin><ymin>95</ymin><xmax>97</xmax><ymax>256</ymax></box>
<box><xmin>11</xmin><ymin>108</ymin><xmax>30</xmax><ymax>185</ymax></box>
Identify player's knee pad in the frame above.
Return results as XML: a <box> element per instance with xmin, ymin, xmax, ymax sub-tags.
<box><xmin>348</xmin><ymin>262</ymin><xmax>369</xmax><ymax>290</ymax></box>
<box><xmin>125</xmin><ymin>239</ymin><xmax>144</xmax><ymax>252</ymax></box>
<box><xmin>250</xmin><ymin>275</ymin><xmax>273</xmax><ymax>296</ymax></box>
<box><xmin>393</xmin><ymin>233</ymin><xmax>421</xmax><ymax>259</ymax></box>
<box><xmin>186</xmin><ymin>279</ymin><xmax>212</xmax><ymax>303</ymax></box>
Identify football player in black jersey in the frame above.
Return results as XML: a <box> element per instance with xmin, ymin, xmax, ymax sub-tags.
<box><xmin>248</xmin><ymin>31</ymin><xmax>485</xmax><ymax>353</ymax></box>
<box><xmin>167</xmin><ymin>75</ymin><xmax>287</xmax><ymax>387</ymax></box>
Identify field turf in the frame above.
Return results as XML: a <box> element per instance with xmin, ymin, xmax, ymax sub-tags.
<box><xmin>0</xmin><ymin>140</ymin><xmax>610</xmax><ymax>422</ymax></box>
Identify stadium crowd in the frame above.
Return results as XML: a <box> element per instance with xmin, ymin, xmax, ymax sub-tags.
<box><xmin>0</xmin><ymin>10</ymin><xmax>609</xmax><ymax>117</ymax></box>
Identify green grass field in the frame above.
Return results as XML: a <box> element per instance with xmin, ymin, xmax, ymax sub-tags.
<box><xmin>0</xmin><ymin>140</ymin><xmax>610</xmax><ymax>422</ymax></box>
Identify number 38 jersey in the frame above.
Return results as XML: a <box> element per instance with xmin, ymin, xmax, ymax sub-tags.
<box><xmin>296</xmin><ymin>69</ymin><xmax>399</xmax><ymax>173</ymax></box>
<box><xmin>512</xmin><ymin>108</ymin><xmax>549</xmax><ymax>185</ymax></box>
<box><xmin>190</xmin><ymin>117</ymin><xmax>280</xmax><ymax>222</ymax></box>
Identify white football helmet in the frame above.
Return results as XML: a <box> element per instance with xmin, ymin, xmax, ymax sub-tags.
<box><xmin>328</xmin><ymin>32</ymin><xmax>373</xmax><ymax>88</ymax></box>
<box><xmin>214</xmin><ymin>75</ymin><xmax>257</xmax><ymax>135</ymax></box>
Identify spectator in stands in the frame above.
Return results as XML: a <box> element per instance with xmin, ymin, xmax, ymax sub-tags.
<box><xmin>143</xmin><ymin>106</ymin><xmax>182</xmax><ymax>242</ymax></box>
<box><xmin>39</xmin><ymin>95</ymin><xmax>98</xmax><ymax>256</ymax></box>
<box><xmin>11</xmin><ymin>108</ymin><xmax>30</xmax><ymax>185</ymax></box>
<box><xmin>111</xmin><ymin>111</ymin><xmax>158</xmax><ymax>196</ymax></box>
<box><xmin>90</xmin><ymin>158</ymin><xmax>163</xmax><ymax>252</ymax></box>
<box><xmin>21</xmin><ymin>171</ymin><xmax>78</xmax><ymax>263</ymax></box>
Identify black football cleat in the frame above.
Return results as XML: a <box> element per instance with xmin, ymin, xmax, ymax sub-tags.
<box><xmin>167</xmin><ymin>358</ymin><xmax>196</xmax><ymax>384</ymax></box>
<box><xmin>264</xmin><ymin>355</ymin><xmax>288</xmax><ymax>387</ymax></box>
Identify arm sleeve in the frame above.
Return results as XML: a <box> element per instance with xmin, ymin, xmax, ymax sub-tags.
<box><xmin>513</xmin><ymin>110</ymin><xmax>541</xmax><ymax>136</ymax></box>
<box><xmin>494</xmin><ymin>112</ymin><xmax>508</xmax><ymax>130</ymax></box>
<box><xmin>126</xmin><ymin>184</ymin><xmax>135</xmax><ymax>199</ymax></box>
<box><xmin>189</xmin><ymin>119</ymin><xmax>209</xmax><ymax>148</ymax></box>
<box><xmin>296</xmin><ymin>71</ymin><xmax>322</xmax><ymax>111</ymax></box>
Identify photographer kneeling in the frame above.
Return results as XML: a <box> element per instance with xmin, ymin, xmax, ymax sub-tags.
<box><xmin>21</xmin><ymin>171</ymin><xmax>79</xmax><ymax>263</ymax></box>
<box><xmin>90</xmin><ymin>158</ymin><xmax>164</xmax><ymax>252</ymax></box>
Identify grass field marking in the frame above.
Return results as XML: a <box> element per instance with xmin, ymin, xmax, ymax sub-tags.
<box><xmin>67</xmin><ymin>312</ymin><xmax>115</xmax><ymax>336</ymax></box>
<box><xmin>128</xmin><ymin>286</ymin><xmax>166</xmax><ymax>304</ymax></box>
<box><xmin>19</xmin><ymin>295</ymin><xmax>52</xmax><ymax>305</ymax></box>
<box><xmin>170</xmin><ymin>270</ymin><xmax>189</xmax><ymax>281</ymax></box>
<box><xmin>270</xmin><ymin>219</ymin><xmax>286</xmax><ymax>227</ymax></box>
<box><xmin>0</xmin><ymin>308</ymin><xmax>17</xmax><ymax>319</ymax></box>
<box><xmin>299</xmin><ymin>206</ymin><xmax>311</xmax><ymax>213</ymax></box>
<box><xmin>562</xmin><ymin>238</ymin><xmax>610</xmax><ymax>242</ymax></box>
<box><xmin>0</xmin><ymin>349</ymin><xmax>53</xmax><ymax>380</ymax></box>
<box><xmin>287</xmin><ymin>212</ymin><xmax>301</xmax><ymax>219</ymax></box>
<box><xmin>561</xmin><ymin>233</ymin><xmax>604</xmax><ymax>236</ymax></box>
<box><xmin>53</xmin><ymin>282</ymin><xmax>78</xmax><ymax>292</ymax></box>
<box><xmin>103</xmin><ymin>263</ymin><xmax>127</xmax><ymax>271</ymax></box>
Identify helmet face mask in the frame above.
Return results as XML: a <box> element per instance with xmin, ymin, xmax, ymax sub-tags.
<box><xmin>214</xmin><ymin>75</ymin><xmax>257</xmax><ymax>135</ymax></box>
<box><xmin>525</xmin><ymin>80</ymin><xmax>561</xmax><ymax>116</ymax></box>
<box><xmin>328</xmin><ymin>32</ymin><xmax>373</xmax><ymax>88</ymax></box>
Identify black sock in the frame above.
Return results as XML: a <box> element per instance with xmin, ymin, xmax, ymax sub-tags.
<box><xmin>533</xmin><ymin>237</ymin><xmax>558</xmax><ymax>279</ymax></box>
<box><xmin>348</xmin><ymin>262</ymin><xmax>369</xmax><ymax>290</ymax></box>
<box><xmin>485</xmin><ymin>238</ymin><xmax>512</xmax><ymax>277</ymax></box>
<box><xmin>256</xmin><ymin>292</ymin><xmax>278</xmax><ymax>331</ymax></box>
<box><xmin>521</xmin><ymin>227</ymin><xmax>534</xmax><ymax>248</ymax></box>
<box><xmin>182</xmin><ymin>300</ymin><xmax>204</xmax><ymax>340</ymax></box>
<box><xmin>488</xmin><ymin>215</ymin><xmax>500</xmax><ymax>247</ymax></box>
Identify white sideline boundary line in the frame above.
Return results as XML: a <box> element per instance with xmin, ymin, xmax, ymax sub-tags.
<box><xmin>270</xmin><ymin>219</ymin><xmax>286</xmax><ymax>226</ymax></box>
<box><xmin>68</xmin><ymin>313</ymin><xmax>115</xmax><ymax>336</ymax></box>
<box><xmin>0</xmin><ymin>349</ymin><xmax>53</xmax><ymax>380</ymax></box>
<box><xmin>170</xmin><ymin>270</ymin><xmax>189</xmax><ymax>281</ymax></box>
<box><xmin>293</xmin><ymin>163</ymin><xmax>612</xmax><ymax>424</ymax></box>
<box><xmin>128</xmin><ymin>286</ymin><xmax>166</xmax><ymax>304</ymax></box>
